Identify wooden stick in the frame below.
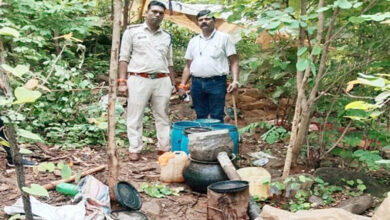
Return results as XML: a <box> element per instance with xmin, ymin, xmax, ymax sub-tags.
<box><xmin>232</xmin><ymin>94</ymin><xmax>238</xmax><ymax>127</ymax></box>
<box><xmin>35</xmin><ymin>142</ymin><xmax>56</xmax><ymax>157</ymax></box>
<box><xmin>217</xmin><ymin>151</ymin><xmax>241</xmax><ymax>180</ymax></box>
<box><xmin>43</xmin><ymin>165</ymin><xmax>106</xmax><ymax>190</ymax></box>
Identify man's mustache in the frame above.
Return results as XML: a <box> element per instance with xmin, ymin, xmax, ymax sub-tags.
<box><xmin>201</xmin><ymin>24</ymin><xmax>208</xmax><ymax>27</ymax></box>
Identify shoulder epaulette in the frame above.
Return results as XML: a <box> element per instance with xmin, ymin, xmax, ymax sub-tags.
<box><xmin>126</xmin><ymin>24</ymin><xmax>142</xmax><ymax>29</ymax></box>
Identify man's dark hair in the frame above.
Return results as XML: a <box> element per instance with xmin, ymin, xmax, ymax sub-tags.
<box><xmin>148</xmin><ymin>0</ymin><xmax>166</xmax><ymax>10</ymax></box>
<box><xmin>196</xmin><ymin>10</ymin><xmax>216</xmax><ymax>21</ymax></box>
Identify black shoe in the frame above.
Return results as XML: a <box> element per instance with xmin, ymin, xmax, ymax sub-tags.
<box><xmin>7</xmin><ymin>158</ymin><xmax>37</xmax><ymax>167</ymax></box>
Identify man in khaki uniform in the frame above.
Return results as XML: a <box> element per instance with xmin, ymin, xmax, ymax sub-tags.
<box><xmin>118</xmin><ymin>0</ymin><xmax>175</xmax><ymax>161</ymax></box>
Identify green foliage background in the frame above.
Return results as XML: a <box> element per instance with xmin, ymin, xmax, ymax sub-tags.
<box><xmin>0</xmin><ymin>0</ymin><xmax>390</xmax><ymax>172</ymax></box>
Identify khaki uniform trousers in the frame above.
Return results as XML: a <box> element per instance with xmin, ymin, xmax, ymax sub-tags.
<box><xmin>126</xmin><ymin>75</ymin><xmax>172</xmax><ymax>153</ymax></box>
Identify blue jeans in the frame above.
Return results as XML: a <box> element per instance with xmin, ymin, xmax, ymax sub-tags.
<box><xmin>191</xmin><ymin>75</ymin><xmax>226</xmax><ymax>122</ymax></box>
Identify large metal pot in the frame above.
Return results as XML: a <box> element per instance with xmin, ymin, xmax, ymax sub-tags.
<box><xmin>183</xmin><ymin>157</ymin><xmax>228</xmax><ymax>193</ymax></box>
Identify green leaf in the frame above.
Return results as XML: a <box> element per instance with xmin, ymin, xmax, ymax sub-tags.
<box><xmin>312</xmin><ymin>46</ymin><xmax>322</xmax><ymax>55</ymax></box>
<box><xmin>356</xmin><ymin>179</ymin><xmax>363</xmax><ymax>184</ymax></box>
<box><xmin>299</xmin><ymin>21</ymin><xmax>308</xmax><ymax>28</ymax></box>
<box><xmin>0</xmin><ymin>27</ymin><xmax>20</xmax><ymax>38</ymax></box>
<box><xmin>265</xmin><ymin>132</ymin><xmax>279</xmax><ymax>144</ymax></box>
<box><xmin>22</xmin><ymin>184</ymin><xmax>49</xmax><ymax>197</ymax></box>
<box><xmin>61</xmin><ymin>164</ymin><xmax>72</xmax><ymax>179</ymax></box>
<box><xmin>160</xmin><ymin>187</ymin><xmax>172</xmax><ymax>196</ymax></box>
<box><xmin>17</xmin><ymin>128</ymin><xmax>42</xmax><ymax>141</ymax></box>
<box><xmin>75</xmin><ymin>172</ymin><xmax>82</xmax><ymax>183</ymax></box>
<box><xmin>0</xmin><ymin>137</ymin><xmax>10</xmax><ymax>147</ymax></box>
<box><xmin>57</xmin><ymin>162</ymin><xmax>65</xmax><ymax>169</ymax></box>
<box><xmin>296</xmin><ymin>59</ymin><xmax>310</xmax><ymax>71</ymax></box>
<box><xmin>297</xmin><ymin>47</ymin><xmax>308</xmax><ymax>56</ymax></box>
<box><xmin>271</xmin><ymin>181</ymin><xmax>285</xmax><ymax>190</ymax></box>
<box><xmin>349</xmin><ymin>16</ymin><xmax>366</xmax><ymax>24</ymax></box>
<box><xmin>316</xmin><ymin>6</ymin><xmax>331</xmax><ymax>12</ymax></box>
<box><xmin>139</xmin><ymin>182</ymin><xmax>149</xmax><ymax>192</ymax></box>
<box><xmin>361</xmin><ymin>13</ymin><xmax>390</xmax><ymax>22</ymax></box>
<box><xmin>1</xmin><ymin>64</ymin><xmax>30</xmax><ymax>79</ymax></box>
<box><xmin>38</xmin><ymin>162</ymin><xmax>56</xmax><ymax>172</ymax></box>
<box><xmin>20</xmin><ymin>148</ymin><xmax>33</xmax><ymax>155</ymax></box>
<box><xmin>171</xmin><ymin>186</ymin><xmax>184</xmax><ymax>196</ymax></box>
<box><xmin>375</xmin><ymin>91</ymin><xmax>390</xmax><ymax>105</ymax></box>
<box><xmin>336</xmin><ymin>0</ymin><xmax>352</xmax><ymax>9</ymax></box>
<box><xmin>346</xmin><ymin>180</ymin><xmax>354</xmax><ymax>186</ymax></box>
<box><xmin>369</xmin><ymin>111</ymin><xmax>383</xmax><ymax>119</ymax></box>
<box><xmin>357</xmin><ymin>184</ymin><xmax>366</xmax><ymax>191</ymax></box>
<box><xmin>375</xmin><ymin>160</ymin><xmax>390</xmax><ymax>164</ymax></box>
<box><xmin>13</xmin><ymin>87</ymin><xmax>42</xmax><ymax>104</ymax></box>
<box><xmin>261</xmin><ymin>177</ymin><xmax>271</xmax><ymax>185</ymax></box>
<box><xmin>267</xmin><ymin>21</ymin><xmax>281</xmax><ymax>30</ymax></box>
<box><xmin>314</xmin><ymin>177</ymin><xmax>325</xmax><ymax>184</ymax></box>
<box><xmin>9</xmin><ymin>214</ymin><xmax>22</xmax><ymax>220</ymax></box>
<box><xmin>356</xmin><ymin>77</ymin><xmax>385</xmax><ymax>88</ymax></box>
<box><xmin>353</xmin><ymin>2</ymin><xmax>363</xmax><ymax>8</ymax></box>
<box><xmin>345</xmin><ymin>101</ymin><xmax>377</xmax><ymax>111</ymax></box>
<box><xmin>145</xmin><ymin>186</ymin><xmax>164</xmax><ymax>198</ymax></box>
<box><xmin>298</xmin><ymin>175</ymin><xmax>312</xmax><ymax>183</ymax></box>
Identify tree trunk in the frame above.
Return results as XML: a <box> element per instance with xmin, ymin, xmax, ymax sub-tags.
<box><xmin>122</xmin><ymin>0</ymin><xmax>131</xmax><ymax>30</ymax></box>
<box><xmin>282</xmin><ymin>1</ymin><xmax>341</xmax><ymax>179</ymax></box>
<box><xmin>107</xmin><ymin>0</ymin><xmax>122</xmax><ymax>201</ymax></box>
<box><xmin>207</xmin><ymin>187</ymin><xmax>250</xmax><ymax>220</ymax></box>
<box><xmin>0</xmin><ymin>40</ymin><xmax>33</xmax><ymax>219</ymax></box>
<box><xmin>291</xmin><ymin>109</ymin><xmax>311</xmax><ymax>163</ymax></box>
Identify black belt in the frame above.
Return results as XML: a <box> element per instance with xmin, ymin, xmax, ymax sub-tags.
<box><xmin>192</xmin><ymin>75</ymin><xmax>226</xmax><ymax>80</ymax></box>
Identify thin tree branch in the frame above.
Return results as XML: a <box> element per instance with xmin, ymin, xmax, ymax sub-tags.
<box><xmin>345</xmin><ymin>92</ymin><xmax>373</xmax><ymax>99</ymax></box>
<box><xmin>320</xmin><ymin>121</ymin><xmax>352</xmax><ymax>159</ymax></box>
<box><xmin>325</xmin><ymin>1</ymin><xmax>377</xmax><ymax>45</ymax></box>
<box><xmin>307</xmin><ymin>8</ymin><xmax>340</xmax><ymax>106</ymax></box>
<box><xmin>42</xmin><ymin>44</ymin><xmax>67</xmax><ymax>87</ymax></box>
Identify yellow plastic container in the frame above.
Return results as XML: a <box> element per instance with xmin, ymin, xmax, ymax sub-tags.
<box><xmin>237</xmin><ymin>167</ymin><xmax>271</xmax><ymax>199</ymax></box>
<box><xmin>158</xmin><ymin>151</ymin><xmax>188</xmax><ymax>183</ymax></box>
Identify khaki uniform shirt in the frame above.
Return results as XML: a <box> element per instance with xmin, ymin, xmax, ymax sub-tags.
<box><xmin>184</xmin><ymin>29</ymin><xmax>236</xmax><ymax>78</ymax></box>
<box><xmin>119</xmin><ymin>23</ymin><xmax>173</xmax><ymax>74</ymax></box>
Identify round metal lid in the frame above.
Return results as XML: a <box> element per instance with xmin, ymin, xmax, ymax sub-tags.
<box><xmin>209</xmin><ymin>180</ymin><xmax>249</xmax><ymax>193</ymax></box>
<box><xmin>114</xmin><ymin>181</ymin><xmax>142</xmax><ymax>210</ymax></box>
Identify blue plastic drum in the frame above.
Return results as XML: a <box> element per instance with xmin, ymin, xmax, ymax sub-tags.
<box><xmin>171</xmin><ymin>121</ymin><xmax>199</xmax><ymax>151</ymax></box>
<box><xmin>195</xmin><ymin>118</ymin><xmax>221</xmax><ymax>127</ymax></box>
<box><xmin>211</xmin><ymin>123</ymin><xmax>239</xmax><ymax>154</ymax></box>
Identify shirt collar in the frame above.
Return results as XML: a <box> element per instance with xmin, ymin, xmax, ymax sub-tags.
<box><xmin>200</xmin><ymin>29</ymin><xmax>217</xmax><ymax>40</ymax></box>
<box><xmin>143</xmin><ymin>22</ymin><xmax>162</xmax><ymax>33</ymax></box>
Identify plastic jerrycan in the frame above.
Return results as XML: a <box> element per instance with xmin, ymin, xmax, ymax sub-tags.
<box><xmin>158</xmin><ymin>151</ymin><xmax>188</xmax><ymax>183</ymax></box>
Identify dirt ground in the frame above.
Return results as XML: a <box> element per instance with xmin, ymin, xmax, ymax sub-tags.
<box><xmin>0</xmin><ymin>88</ymin><xmax>287</xmax><ymax>219</ymax></box>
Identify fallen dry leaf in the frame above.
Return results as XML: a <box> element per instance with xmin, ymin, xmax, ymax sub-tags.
<box><xmin>24</xmin><ymin>79</ymin><xmax>39</xmax><ymax>89</ymax></box>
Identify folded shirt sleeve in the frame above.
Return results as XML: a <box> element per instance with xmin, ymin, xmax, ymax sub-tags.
<box><xmin>225</xmin><ymin>35</ymin><xmax>237</xmax><ymax>57</ymax></box>
<box><xmin>119</xmin><ymin>29</ymin><xmax>132</xmax><ymax>62</ymax></box>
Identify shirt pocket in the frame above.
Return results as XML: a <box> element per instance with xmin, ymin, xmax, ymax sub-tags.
<box><xmin>132</xmin><ymin>35</ymin><xmax>148</xmax><ymax>54</ymax></box>
<box><xmin>157</xmin><ymin>43</ymin><xmax>169</xmax><ymax>56</ymax></box>
<box><xmin>210</xmin><ymin>44</ymin><xmax>224</xmax><ymax>58</ymax></box>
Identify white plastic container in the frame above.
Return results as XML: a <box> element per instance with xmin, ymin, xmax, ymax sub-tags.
<box><xmin>159</xmin><ymin>151</ymin><xmax>188</xmax><ymax>183</ymax></box>
<box><xmin>237</xmin><ymin>167</ymin><xmax>271</xmax><ymax>199</ymax></box>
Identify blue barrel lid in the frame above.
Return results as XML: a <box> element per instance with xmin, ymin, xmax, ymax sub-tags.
<box><xmin>172</xmin><ymin>121</ymin><xmax>199</xmax><ymax>127</ymax></box>
<box><xmin>195</xmin><ymin>118</ymin><xmax>221</xmax><ymax>124</ymax></box>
